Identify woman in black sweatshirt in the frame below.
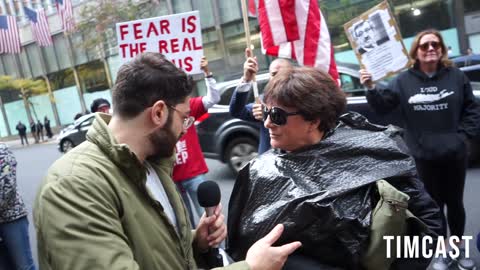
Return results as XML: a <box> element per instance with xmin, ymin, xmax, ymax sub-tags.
<box><xmin>360</xmin><ymin>29</ymin><xmax>480</xmax><ymax>270</ymax></box>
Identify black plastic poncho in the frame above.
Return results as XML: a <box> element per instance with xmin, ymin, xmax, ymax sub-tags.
<box><xmin>227</xmin><ymin>113</ymin><xmax>418</xmax><ymax>269</ymax></box>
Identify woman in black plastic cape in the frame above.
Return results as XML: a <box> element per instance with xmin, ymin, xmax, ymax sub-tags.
<box><xmin>226</xmin><ymin>66</ymin><xmax>444</xmax><ymax>270</ymax></box>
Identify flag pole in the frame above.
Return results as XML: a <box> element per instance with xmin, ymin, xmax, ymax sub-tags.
<box><xmin>240</xmin><ymin>0</ymin><xmax>259</xmax><ymax>100</ymax></box>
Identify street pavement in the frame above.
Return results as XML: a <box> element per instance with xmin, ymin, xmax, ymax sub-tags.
<box><xmin>8</xmin><ymin>143</ymin><xmax>480</xmax><ymax>269</ymax></box>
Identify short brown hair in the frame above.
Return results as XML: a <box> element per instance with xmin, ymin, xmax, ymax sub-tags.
<box><xmin>264</xmin><ymin>66</ymin><xmax>346</xmax><ymax>132</ymax></box>
<box><xmin>112</xmin><ymin>52</ymin><xmax>193</xmax><ymax>119</ymax></box>
<box><xmin>409</xmin><ymin>29</ymin><xmax>452</xmax><ymax>68</ymax></box>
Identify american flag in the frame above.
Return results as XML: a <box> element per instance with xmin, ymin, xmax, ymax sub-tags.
<box><xmin>56</xmin><ymin>0</ymin><xmax>76</xmax><ymax>33</ymax></box>
<box><xmin>257</xmin><ymin>0</ymin><xmax>339</xmax><ymax>84</ymax></box>
<box><xmin>0</xmin><ymin>15</ymin><xmax>21</xmax><ymax>54</ymax></box>
<box><xmin>248</xmin><ymin>0</ymin><xmax>256</xmax><ymax>17</ymax></box>
<box><xmin>23</xmin><ymin>7</ymin><xmax>53</xmax><ymax>47</ymax></box>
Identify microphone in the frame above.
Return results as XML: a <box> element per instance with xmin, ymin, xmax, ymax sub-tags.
<box><xmin>197</xmin><ymin>180</ymin><xmax>223</xmax><ymax>267</ymax></box>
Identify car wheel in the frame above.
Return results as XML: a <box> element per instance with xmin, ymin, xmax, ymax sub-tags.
<box><xmin>61</xmin><ymin>139</ymin><xmax>75</xmax><ymax>153</ymax></box>
<box><xmin>225</xmin><ymin>137</ymin><xmax>258</xmax><ymax>174</ymax></box>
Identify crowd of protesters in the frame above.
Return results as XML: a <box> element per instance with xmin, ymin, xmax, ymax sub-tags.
<box><xmin>2</xmin><ymin>27</ymin><xmax>479</xmax><ymax>270</ymax></box>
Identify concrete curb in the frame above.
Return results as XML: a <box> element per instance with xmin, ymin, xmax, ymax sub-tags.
<box><xmin>2</xmin><ymin>136</ymin><xmax>57</xmax><ymax>150</ymax></box>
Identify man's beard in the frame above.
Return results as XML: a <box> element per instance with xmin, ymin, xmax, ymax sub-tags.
<box><xmin>147</xmin><ymin>115</ymin><xmax>183</xmax><ymax>162</ymax></box>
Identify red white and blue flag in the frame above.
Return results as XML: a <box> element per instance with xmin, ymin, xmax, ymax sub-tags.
<box><xmin>56</xmin><ymin>0</ymin><xmax>76</xmax><ymax>33</ymax></box>
<box><xmin>0</xmin><ymin>15</ymin><xmax>21</xmax><ymax>54</ymax></box>
<box><xmin>24</xmin><ymin>7</ymin><xmax>53</xmax><ymax>47</ymax></box>
<box><xmin>248</xmin><ymin>0</ymin><xmax>257</xmax><ymax>17</ymax></box>
<box><xmin>257</xmin><ymin>0</ymin><xmax>339</xmax><ymax>83</ymax></box>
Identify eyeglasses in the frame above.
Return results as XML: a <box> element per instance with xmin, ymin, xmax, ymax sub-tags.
<box><xmin>263</xmin><ymin>106</ymin><xmax>301</xmax><ymax>126</ymax></box>
<box><xmin>168</xmin><ymin>105</ymin><xmax>195</xmax><ymax>129</ymax></box>
<box><xmin>355</xmin><ymin>26</ymin><xmax>373</xmax><ymax>38</ymax></box>
<box><xmin>418</xmin><ymin>41</ymin><xmax>440</xmax><ymax>51</ymax></box>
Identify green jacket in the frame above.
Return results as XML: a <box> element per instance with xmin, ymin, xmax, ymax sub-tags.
<box><xmin>34</xmin><ymin>114</ymin><xmax>248</xmax><ymax>270</ymax></box>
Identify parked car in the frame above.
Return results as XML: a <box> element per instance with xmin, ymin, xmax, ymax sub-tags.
<box><xmin>57</xmin><ymin>113</ymin><xmax>95</xmax><ymax>153</ymax></box>
<box><xmin>451</xmin><ymin>54</ymin><xmax>480</xmax><ymax>68</ymax></box>
<box><xmin>196</xmin><ymin>63</ymin><xmax>480</xmax><ymax>173</ymax></box>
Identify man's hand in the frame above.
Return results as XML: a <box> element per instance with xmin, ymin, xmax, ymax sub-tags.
<box><xmin>359</xmin><ymin>69</ymin><xmax>375</xmax><ymax>90</ymax></box>
<box><xmin>252</xmin><ymin>103</ymin><xmax>263</xmax><ymax>121</ymax></box>
<box><xmin>243</xmin><ymin>48</ymin><xmax>258</xmax><ymax>82</ymax></box>
<box><xmin>195</xmin><ymin>204</ymin><xmax>227</xmax><ymax>251</ymax></box>
<box><xmin>246</xmin><ymin>224</ymin><xmax>302</xmax><ymax>270</ymax></box>
<box><xmin>201</xmin><ymin>56</ymin><xmax>210</xmax><ymax>75</ymax></box>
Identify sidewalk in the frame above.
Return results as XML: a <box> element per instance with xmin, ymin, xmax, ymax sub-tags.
<box><xmin>2</xmin><ymin>136</ymin><xmax>57</xmax><ymax>150</ymax></box>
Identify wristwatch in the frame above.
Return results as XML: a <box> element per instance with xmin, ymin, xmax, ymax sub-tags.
<box><xmin>206</xmin><ymin>72</ymin><xmax>213</xmax><ymax>78</ymax></box>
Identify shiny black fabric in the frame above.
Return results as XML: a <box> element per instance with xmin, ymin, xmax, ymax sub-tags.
<box><xmin>227</xmin><ymin>112</ymin><xmax>443</xmax><ymax>269</ymax></box>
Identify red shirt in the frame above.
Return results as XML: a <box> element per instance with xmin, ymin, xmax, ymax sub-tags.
<box><xmin>172</xmin><ymin>97</ymin><xmax>208</xmax><ymax>182</ymax></box>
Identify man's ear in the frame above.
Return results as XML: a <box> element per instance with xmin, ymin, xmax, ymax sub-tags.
<box><xmin>150</xmin><ymin>100</ymin><xmax>168</xmax><ymax>128</ymax></box>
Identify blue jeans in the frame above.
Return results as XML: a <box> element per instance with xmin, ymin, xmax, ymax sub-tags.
<box><xmin>0</xmin><ymin>216</ymin><xmax>36</xmax><ymax>270</ymax></box>
<box><xmin>176</xmin><ymin>174</ymin><xmax>206</xmax><ymax>225</ymax></box>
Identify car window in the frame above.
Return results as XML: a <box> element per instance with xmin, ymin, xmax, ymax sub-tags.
<box><xmin>219</xmin><ymin>86</ymin><xmax>236</xmax><ymax>106</ymax></box>
<box><xmin>79</xmin><ymin>116</ymin><xmax>95</xmax><ymax>128</ymax></box>
<box><xmin>471</xmin><ymin>82</ymin><xmax>480</xmax><ymax>91</ymax></box>
<box><xmin>219</xmin><ymin>79</ymin><xmax>269</xmax><ymax>105</ymax></box>
<box><xmin>340</xmin><ymin>73</ymin><xmax>364</xmax><ymax>97</ymax></box>
<box><xmin>464</xmin><ymin>68</ymin><xmax>480</xmax><ymax>82</ymax></box>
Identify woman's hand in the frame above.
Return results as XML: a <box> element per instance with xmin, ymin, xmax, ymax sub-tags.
<box><xmin>359</xmin><ymin>69</ymin><xmax>375</xmax><ymax>90</ymax></box>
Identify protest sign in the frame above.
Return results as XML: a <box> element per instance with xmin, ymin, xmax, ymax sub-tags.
<box><xmin>116</xmin><ymin>11</ymin><xmax>203</xmax><ymax>74</ymax></box>
<box><xmin>344</xmin><ymin>1</ymin><xmax>410</xmax><ymax>81</ymax></box>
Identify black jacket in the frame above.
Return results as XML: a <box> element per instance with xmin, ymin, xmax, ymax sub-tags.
<box><xmin>16</xmin><ymin>123</ymin><xmax>27</xmax><ymax>135</ymax></box>
<box><xmin>227</xmin><ymin>113</ymin><xmax>443</xmax><ymax>269</ymax></box>
<box><xmin>366</xmin><ymin>66</ymin><xmax>480</xmax><ymax>160</ymax></box>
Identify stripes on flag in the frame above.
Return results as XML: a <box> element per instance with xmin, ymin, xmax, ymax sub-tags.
<box><xmin>257</xmin><ymin>0</ymin><xmax>299</xmax><ymax>50</ymax></box>
<box><xmin>56</xmin><ymin>0</ymin><xmax>76</xmax><ymax>32</ymax></box>
<box><xmin>0</xmin><ymin>15</ymin><xmax>21</xmax><ymax>54</ymax></box>
<box><xmin>248</xmin><ymin>0</ymin><xmax>257</xmax><ymax>17</ymax></box>
<box><xmin>258</xmin><ymin>0</ymin><xmax>339</xmax><ymax>84</ymax></box>
<box><xmin>24</xmin><ymin>7</ymin><xmax>53</xmax><ymax>47</ymax></box>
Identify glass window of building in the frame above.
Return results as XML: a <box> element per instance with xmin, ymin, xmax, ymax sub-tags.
<box><xmin>153</xmin><ymin>0</ymin><xmax>170</xmax><ymax>16</ymax></box>
<box><xmin>173</xmin><ymin>0</ymin><xmax>192</xmax><ymax>13</ymax></box>
<box><xmin>19</xmin><ymin>50</ymin><xmax>33</xmax><ymax>78</ymax></box>
<box><xmin>193</xmin><ymin>0</ymin><xmax>214</xmax><ymax>28</ymax></box>
<box><xmin>48</xmin><ymin>68</ymin><xmax>75</xmax><ymax>91</ymax></box>
<box><xmin>0</xmin><ymin>58</ymin><xmax>5</xmax><ymax>74</ymax></box>
<box><xmin>77</xmin><ymin>60</ymin><xmax>109</xmax><ymax>93</ymax></box>
<box><xmin>2</xmin><ymin>54</ymin><xmax>19</xmax><ymax>77</ymax></box>
<box><xmin>25</xmin><ymin>44</ymin><xmax>44</xmax><ymax>78</ymax></box>
<box><xmin>53</xmin><ymin>34</ymin><xmax>73</xmax><ymax>70</ymax></box>
<box><xmin>71</xmin><ymin>32</ymin><xmax>89</xmax><ymax>65</ymax></box>
<box><xmin>43</xmin><ymin>45</ymin><xmax>60</xmax><ymax>74</ymax></box>
<box><xmin>218</xmin><ymin>0</ymin><xmax>241</xmax><ymax>24</ymax></box>
<box><xmin>202</xmin><ymin>29</ymin><xmax>221</xmax><ymax>61</ymax></box>
<box><xmin>465</xmin><ymin>0</ymin><xmax>480</xmax><ymax>12</ymax></box>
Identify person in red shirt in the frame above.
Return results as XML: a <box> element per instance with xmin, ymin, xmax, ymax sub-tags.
<box><xmin>172</xmin><ymin>56</ymin><xmax>220</xmax><ymax>225</ymax></box>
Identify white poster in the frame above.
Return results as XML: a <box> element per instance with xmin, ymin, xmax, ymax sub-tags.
<box><xmin>344</xmin><ymin>1</ymin><xmax>410</xmax><ymax>81</ymax></box>
<box><xmin>116</xmin><ymin>11</ymin><xmax>204</xmax><ymax>74</ymax></box>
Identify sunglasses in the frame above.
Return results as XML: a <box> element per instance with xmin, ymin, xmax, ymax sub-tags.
<box><xmin>263</xmin><ymin>106</ymin><xmax>301</xmax><ymax>126</ymax></box>
<box><xmin>418</xmin><ymin>41</ymin><xmax>441</xmax><ymax>51</ymax></box>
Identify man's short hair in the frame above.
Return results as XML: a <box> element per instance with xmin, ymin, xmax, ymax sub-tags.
<box><xmin>353</xmin><ymin>20</ymin><xmax>371</xmax><ymax>38</ymax></box>
<box><xmin>90</xmin><ymin>98</ymin><xmax>111</xmax><ymax>113</ymax></box>
<box><xmin>264</xmin><ymin>66</ymin><xmax>346</xmax><ymax>132</ymax></box>
<box><xmin>112</xmin><ymin>52</ymin><xmax>194</xmax><ymax>119</ymax></box>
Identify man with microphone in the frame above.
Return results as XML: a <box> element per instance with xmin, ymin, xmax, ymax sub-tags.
<box><xmin>33</xmin><ymin>52</ymin><xmax>301</xmax><ymax>270</ymax></box>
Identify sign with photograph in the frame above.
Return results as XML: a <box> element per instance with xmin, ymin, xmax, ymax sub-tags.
<box><xmin>116</xmin><ymin>11</ymin><xmax>204</xmax><ymax>74</ymax></box>
<box><xmin>344</xmin><ymin>1</ymin><xmax>409</xmax><ymax>81</ymax></box>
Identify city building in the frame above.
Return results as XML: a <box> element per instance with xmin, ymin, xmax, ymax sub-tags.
<box><xmin>0</xmin><ymin>0</ymin><xmax>479</xmax><ymax>138</ymax></box>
